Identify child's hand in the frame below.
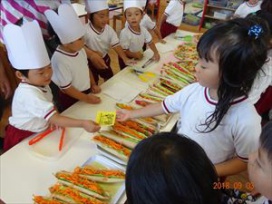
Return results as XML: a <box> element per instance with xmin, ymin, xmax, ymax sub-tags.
<box><xmin>82</xmin><ymin>120</ymin><xmax>101</xmax><ymax>132</ymax></box>
<box><xmin>85</xmin><ymin>94</ymin><xmax>101</xmax><ymax>104</ymax></box>
<box><xmin>159</xmin><ymin>39</ymin><xmax>166</xmax><ymax>44</ymax></box>
<box><xmin>124</xmin><ymin>58</ymin><xmax>136</xmax><ymax>66</ymax></box>
<box><xmin>152</xmin><ymin>52</ymin><xmax>160</xmax><ymax>62</ymax></box>
<box><xmin>91</xmin><ymin>84</ymin><xmax>101</xmax><ymax>94</ymax></box>
<box><xmin>90</xmin><ymin>53</ymin><xmax>108</xmax><ymax>69</ymax></box>
<box><xmin>116</xmin><ymin>109</ymin><xmax>132</xmax><ymax>121</ymax></box>
<box><xmin>134</xmin><ymin>51</ymin><xmax>144</xmax><ymax>60</ymax></box>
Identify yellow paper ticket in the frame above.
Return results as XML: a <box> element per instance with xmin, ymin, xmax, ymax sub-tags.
<box><xmin>96</xmin><ymin>111</ymin><xmax>116</xmax><ymax>126</ymax></box>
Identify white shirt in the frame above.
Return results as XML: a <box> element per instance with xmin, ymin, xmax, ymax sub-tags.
<box><xmin>51</xmin><ymin>47</ymin><xmax>90</xmax><ymax>91</ymax></box>
<box><xmin>9</xmin><ymin>83</ymin><xmax>56</xmax><ymax>132</ymax></box>
<box><xmin>249</xmin><ymin>57</ymin><xmax>272</xmax><ymax>104</ymax></box>
<box><xmin>84</xmin><ymin>22</ymin><xmax>120</xmax><ymax>58</ymax></box>
<box><xmin>120</xmin><ymin>25</ymin><xmax>152</xmax><ymax>52</ymax></box>
<box><xmin>234</xmin><ymin>1</ymin><xmax>261</xmax><ymax>18</ymax></box>
<box><xmin>125</xmin><ymin>13</ymin><xmax>156</xmax><ymax>31</ymax></box>
<box><xmin>164</xmin><ymin>0</ymin><xmax>184</xmax><ymax>27</ymax></box>
<box><xmin>162</xmin><ymin>83</ymin><xmax>261</xmax><ymax>164</ymax></box>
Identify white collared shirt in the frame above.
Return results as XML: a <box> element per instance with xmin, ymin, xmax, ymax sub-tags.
<box><xmin>120</xmin><ymin>25</ymin><xmax>152</xmax><ymax>52</ymax></box>
<box><xmin>9</xmin><ymin>83</ymin><xmax>56</xmax><ymax>132</ymax></box>
<box><xmin>84</xmin><ymin>22</ymin><xmax>120</xmax><ymax>57</ymax></box>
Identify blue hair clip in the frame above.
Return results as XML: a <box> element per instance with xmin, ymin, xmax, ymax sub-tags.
<box><xmin>248</xmin><ymin>25</ymin><xmax>263</xmax><ymax>39</ymax></box>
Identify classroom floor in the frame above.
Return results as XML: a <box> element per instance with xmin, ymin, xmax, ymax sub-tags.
<box><xmin>0</xmin><ymin>1</ymin><xmax>252</xmax><ymax>193</ymax></box>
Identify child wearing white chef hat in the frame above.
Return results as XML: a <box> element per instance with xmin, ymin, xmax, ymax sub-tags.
<box><xmin>124</xmin><ymin>0</ymin><xmax>166</xmax><ymax>47</ymax></box>
<box><xmin>3</xmin><ymin>20</ymin><xmax>100</xmax><ymax>152</ymax></box>
<box><xmin>83</xmin><ymin>0</ymin><xmax>133</xmax><ymax>84</ymax></box>
<box><xmin>119</xmin><ymin>0</ymin><xmax>160</xmax><ymax>69</ymax></box>
<box><xmin>45</xmin><ymin>4</ymin><xmax>101</xmax><ymax>112</ymax></box>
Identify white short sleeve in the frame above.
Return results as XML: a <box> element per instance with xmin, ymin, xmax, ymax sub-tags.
<box><xmin>120</xmin><ymin>28</ymin><xmax>130</xmax><ymax>50</ymax></box>
<box><xmin>249</xmin><ymin>57</ymin><xmax>272</xmax><ymax>104</ymax></box>
<box><xmin>142</xmin><ymin>27</ymin><xmax>152</xmax><ymax>44</ymax></box>
<box><xmin>51</xmin><ymin>56</ymin><xmax>73</xmax><ymax>89</ymax></box>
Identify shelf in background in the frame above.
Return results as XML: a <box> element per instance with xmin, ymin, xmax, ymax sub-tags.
<box><xmin>204</xmin><ymin>15</ymin><xmax>229</xmax><ymax>21</ymax></box>
<box><xmin>207</xmin><ymin>4</ymin><xmax>236</xmax><ymax>11</ymax></box>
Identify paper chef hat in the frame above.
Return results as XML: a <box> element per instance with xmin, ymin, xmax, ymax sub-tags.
<box><xmin>45</xmin><ymin>4</ymin><xmax>85</xmax><ymax>44</ymax></box>
<box><xmin>3</xmin><ymin>20</ymin><xmax>50</xmax><ymax>70</ymax></box>
<box><xmin>85</xmin><ymin>0</ymin><xmax>108</xmax><ymax>13</ymax></box>
<box><xmin>139</xmin><ymin>0</ymin><xmax>147</xmax><ymax>8</ymax></box>
<box><xmin>123</xmin><ymin>0</ymin><xmax>144</xmax><ymax>11</ymax></box>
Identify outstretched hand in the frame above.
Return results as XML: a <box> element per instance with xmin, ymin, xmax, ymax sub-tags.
<box><xmin>116</xmin><ymin>109</ymin><xmax>132</xmax><ymax>121</ymax></box>
<box><xmin>82</xmin><ymin>120</ymin><xmax>101</xmax><ymax>133</ymax></box>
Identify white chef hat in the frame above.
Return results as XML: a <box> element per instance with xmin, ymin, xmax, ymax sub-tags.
<box><xmin>85</xmin><ymin>0</ymin><xmax>108</xmax><ymax>13</ymax></box>
<box><xmin>123</xmin><ymin>0</ymin><xmax>144</xmax><ymax>11</ymax></box>
<box><xmin>139</xmin><ymin>0</ymin><xmax>147</xmax><ymax>8</ymax></box>
<box><xmin>45</xmin><ymin>4</ymin><xmax>85</xmax><ymax>44</ymax></box>
<box><xmin>3</xmin><ymin>20</ymin><xmax>50</xmax><ymax>70</ymax></box>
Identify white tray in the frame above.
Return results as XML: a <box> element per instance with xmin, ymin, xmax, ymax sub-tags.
<box><xmin>28</xmin><ymin>127</ymin><xmax>83</xmax><ymax>161</ymax></box>
<box><xmin>82</xmin><ymin>155</ymin><xmax>126</xmax><ymax>204</ymax></box>
<box><xmin>97</xmin><ymin>146</ymin><xmax>128</xmax><ymax>166</ymax></box>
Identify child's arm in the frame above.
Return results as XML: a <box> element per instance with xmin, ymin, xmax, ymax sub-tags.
<box><xmin>152</xmin><ymin>27</ymin><xmax>166</xmax><ymax>44</ymax></box>
<box><xmin>89</xmin><ymin>72</ymin><xmax>101</xmax><ymax>94</ymax></box>
<box><xmin>62</xmin><ymin>86</ymin><xmax>101</xmax><ymax>104</ymax></box>
<box><xmin>49</xmin><ymin>113</ymin><xmax>101</xmax><ymax>133</ymax></box>
<box><xmin>84</xmin><ymin>46</ymin><xmax>108</xmax><ymax>69</ymax></box>
<box><xmin>148</xmin><ymin>41</ymin><xmax>160</xmax><ymax>61</ymax></box>
<box><xmin>159</xmin><ymin>14</ymin><xmax>167</xmax><ymax>30</ymax></box>
<box><xmin>117</xmin><ymin>103</ymin><xmax>164</xmax><ymax>121</ymax></box>
<box><xmin>215</xmin><ymin>157</ymin><xmax>247</xmax><ymax>177</ymax></box>
<box><xmin>124</xmin><ymin>50</ymin><xmax>144</xmax><ymax>60</ymax></box>
<box><xmin>113</xmin><ymin>45</ymin><xmax>135</xmax><ymax>65</ymax></box>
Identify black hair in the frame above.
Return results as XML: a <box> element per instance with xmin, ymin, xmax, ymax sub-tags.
<box><xmin>89</xmin><ymin>13</ymin><xmax>95</xmax><ymax>23</ymax></box>
<box><xmin>197</xmin><ymin>17</ymin><xmax>269</xmax><ymax>132</ymax></box>
<box><xmin>253</xmin><ymin>11</ymin><xmax>272</xmax><ymax>36</ymax></box>
<box><xmin>260</xmin><ymin>121</ymin><xmax>272</xmax><ymax>163</ymax></box>
<box><xmin>126</xmin><ymin>132</ymin><xmax>221</xmax><ymax>204</ymax></box>
<box><xmin>260</xmin><ymin>0</ymin><xmax>272</xmax><ymax>13</ymax></box>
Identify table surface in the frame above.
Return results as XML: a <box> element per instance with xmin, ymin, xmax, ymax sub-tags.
<box><xmin>0</xmin><ymin>31</ymin><xmax>198</xmax><ymax>203</ymax></box>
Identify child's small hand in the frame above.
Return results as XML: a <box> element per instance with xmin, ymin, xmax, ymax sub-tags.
<box><xmin>134</xmin><ymin>51</ymin><xmax>144</xmax><ymax>60</ymax></box>
<box><xmin>152</xmin><ymin>52</ymin><xmax>160</xmax><ymax>62</ymax></box>
<box><xmin>90</xmin><ymin>53</ymin><xmax>108</xmax><ymax>69</ymax></box>
<box><xmin>86</xmin><ymin>94</ymin><xmax>101</xmax><ymax>104</ymax></box>
<box><xmin>124</xmin><ymin>58</ymin><xmax>136</xmax><ymax>66</ymax></box>
<box><xmin>116</xmin><ymin>109</ymin><xmax>132</xmax><ymax>121</ymax></box>
<box><xmin>91</xmin><ymin>84</ymin><xmax>101</xmax><ymax>94</ymax></box>
<box><xmin>159</xmin><ymin>39</ymin><xmax>166</xmax><ymax>44</ymax></box>
<box><xmin>82</xmin><ymin>120</ymin><xmax>101</xmax><ymax>132</ymax></box>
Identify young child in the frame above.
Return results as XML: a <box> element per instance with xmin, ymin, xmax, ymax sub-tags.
<box><xmin>2</xmin><ymin>20</ymin><xmax>100</xmax><ymax>152</ymax></box>
<box><xmin>117</xmin><ymin>17</ymin><xmax>268</xmax><ymax>177</ymax></box>
<box><xmin>45</xmin><ymin>4</ymin><xmax>101</xmax><ymax>112</ymax></box>
<box><xmin>124</xmin><ymin>0</ymin><xmax>166</xmax><ymax>46</ymax></box>
<box><xmin>248</xmin><ymin>121</ymin><xmax>272</xmax><ymax>203</ymax></box>
<box><xmin>159</xmin><ymin>0</ymin><xmax>184</xmax><ymax>39</ymax></box>
<box><xmin>126</xmin><ymin>132</ymin><xmax>221</xmax><ymax>204</ymax></box>
<box><xmin>119</xmin><ymin>0</ymin><xmax>160</xmax><ymax>70</ymax></box>
<box><xmin>83</xmin><ymin>0</ymin><xmax>132</xmax><ymax>85</ymax></box>
<box><xmin>234</xmin><ymin>0</ymin><xmax>261</xmax><ymax>18</ymax></box>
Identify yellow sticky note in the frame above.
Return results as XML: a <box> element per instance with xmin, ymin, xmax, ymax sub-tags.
<box><xmin>96</xmin><ymin>111</ymin><xmax>116</xmax><ymax>126</ymax></box>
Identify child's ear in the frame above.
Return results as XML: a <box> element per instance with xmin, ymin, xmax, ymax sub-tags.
<box><xmin>15</xmin><ymin>71</ymin><xmax>26</xmax><ymax>81</ymax></box>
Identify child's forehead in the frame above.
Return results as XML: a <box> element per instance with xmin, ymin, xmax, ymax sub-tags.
<box><xmin>125</xmin><ymin>7</ymin><xmax>142</xmax><ymax>14</ymax></box>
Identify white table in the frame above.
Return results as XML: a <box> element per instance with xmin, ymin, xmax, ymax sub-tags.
<box><xmin>0</xmin><ymin>31</ymin><xmax>198</xmax><ymax>203</ymax></box>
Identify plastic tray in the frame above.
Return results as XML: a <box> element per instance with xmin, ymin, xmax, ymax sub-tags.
<box><xmin>82</xmin><ymin>154</ymin><xmax>126</xmax><ymax>204</ymax></box>
<box><xmin>28</xmin><ymin>127</ymin><xmax>83</xmax><ymax>161</ymax></box>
